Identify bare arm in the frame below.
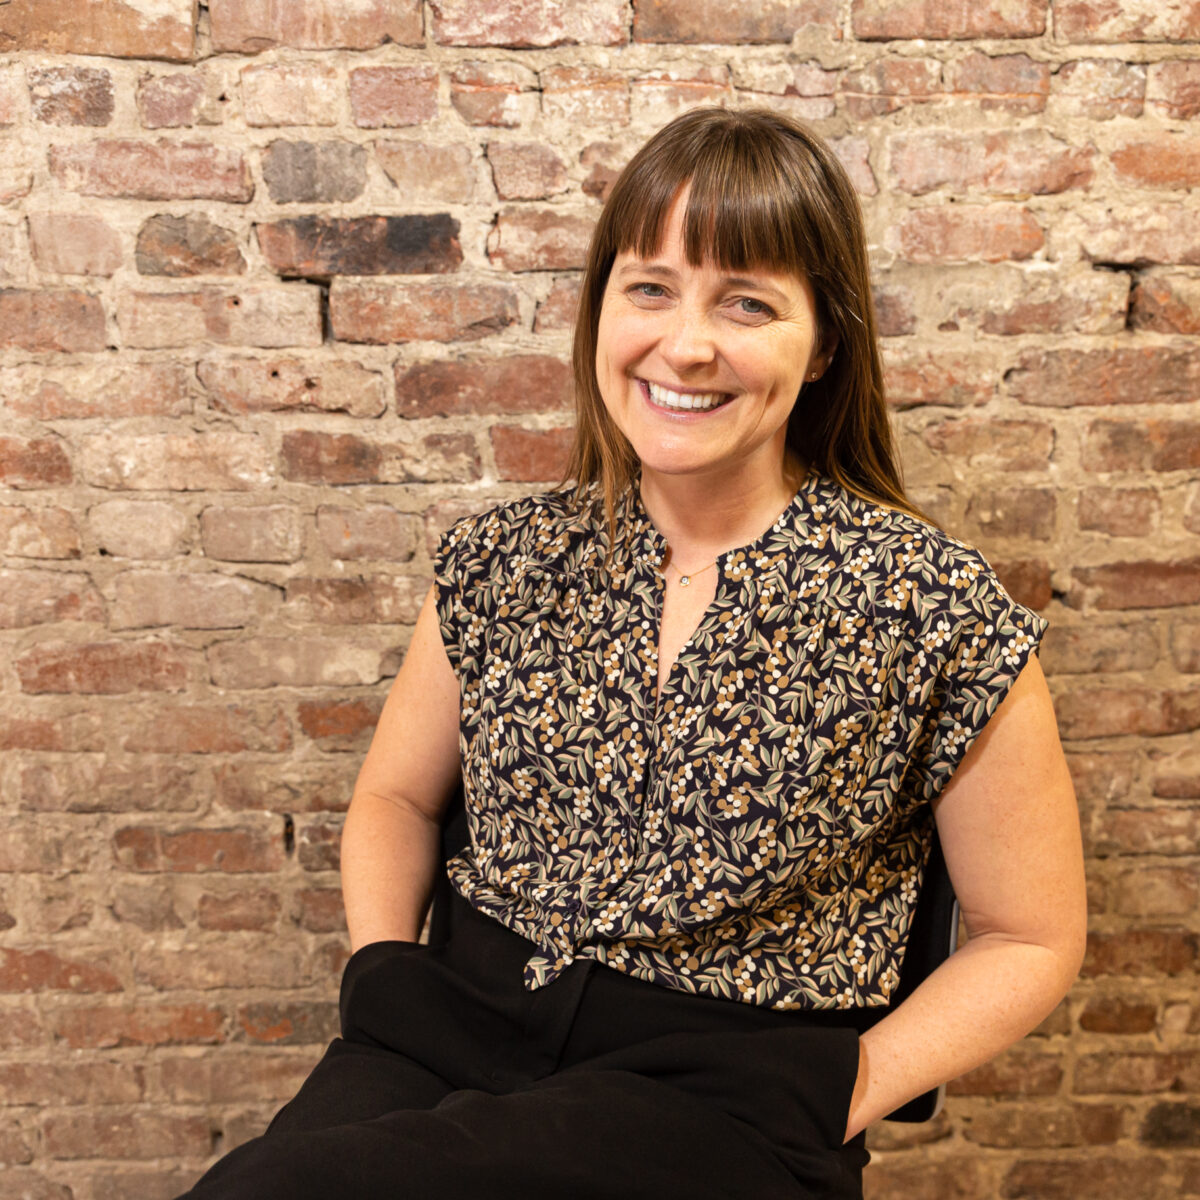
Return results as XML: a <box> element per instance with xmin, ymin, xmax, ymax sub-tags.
<box><xmin>843</xmin><ymin>654</ymin><xmax>1087</xmax><ymax>1139</ymax></box>
<box><xmin>340</xmin><ymin>585</ymin><xmax>462</xmax><ymax>951</ymax></box>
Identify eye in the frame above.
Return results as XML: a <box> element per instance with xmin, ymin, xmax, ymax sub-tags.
<box><xmin>732</xmin><ymin>296</ymin><xmax>775</xmax><ymax>320</ymax></box>
<box><xmin>632</xmin><ymin>282</ymin><xmax>667</xmax><ymax>299</ymax></box>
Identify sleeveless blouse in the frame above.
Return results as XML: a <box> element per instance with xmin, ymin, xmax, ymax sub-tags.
<box><xmin>433</xmin><ymin>473</ymin><xmax>1047</xmax><ymax>1010</ymax></box>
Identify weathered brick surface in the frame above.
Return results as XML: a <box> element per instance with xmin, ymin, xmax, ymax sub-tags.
<box><xmin>0</xmin><ymin>5</ymin><xmax>1195</xmax><ymax>1195</ymax></box>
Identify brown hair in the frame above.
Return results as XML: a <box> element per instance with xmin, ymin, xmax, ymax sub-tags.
<box><xmin>566</xmin><ymin>106</ymin><xmax>925</xmax><ymax>527</ymax></box>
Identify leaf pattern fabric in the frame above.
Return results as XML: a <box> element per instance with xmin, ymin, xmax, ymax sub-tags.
<box><xmin>433</xmin><ymin>472</ymin><xmax>1047</xmax><ymax>1010</ymax></box>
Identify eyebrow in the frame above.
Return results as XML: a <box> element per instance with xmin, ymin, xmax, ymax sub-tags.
<box><xmin>613</xmin><ymin>262</ymin><xmax>793</xmax><ymax>304</ymax></box>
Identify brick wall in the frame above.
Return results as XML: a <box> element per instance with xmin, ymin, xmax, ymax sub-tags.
<box><xmin>0</xmin><ymin>1</ymin><xmax>1197</xmax><ymax>1196</ymax></box>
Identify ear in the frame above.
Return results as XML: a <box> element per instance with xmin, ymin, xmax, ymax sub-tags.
<box><xmin>807</xmin><ymin>333</ymin><xmax>839</xmax><ymax>382</ymax></box>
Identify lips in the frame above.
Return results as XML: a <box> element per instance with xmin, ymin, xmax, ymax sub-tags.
<box><xmin>642</xmin><ymin>379</ymin><xmax>733</xmax><ymax>413</ymax></box>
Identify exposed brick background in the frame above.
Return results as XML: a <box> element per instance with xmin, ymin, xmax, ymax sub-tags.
<box><xmin>0</xmin><ymin>1</ymin><xmax>1197</xmax><ymax>1196</ymax></box>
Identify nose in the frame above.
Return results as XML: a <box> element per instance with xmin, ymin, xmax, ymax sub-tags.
<box><xmin>658</xmin><ymin>300</ymin><xmax>716</xmax><ymax>373</ymax></box>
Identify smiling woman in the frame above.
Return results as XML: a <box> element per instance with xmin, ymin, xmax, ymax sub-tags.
<box><xmin>177</xmin><ymin>108</ymin><xmax>1086</xmax><ymax>1200</ymax></box>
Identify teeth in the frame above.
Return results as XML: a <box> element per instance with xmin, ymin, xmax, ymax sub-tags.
<box><xmin>647</xmin><ymin>381</ymin><xmax>728</xmax><ymax>412</ymax></box>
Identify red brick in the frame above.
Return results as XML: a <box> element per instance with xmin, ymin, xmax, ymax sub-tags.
<box><xmin>839</xmin><ymin>57</ymin><xmax>942</xmax><ymax>118</ymax></box>
<box><xmin>1114</xmin><ymin>866</ymin><xmax>1198</xmax><ymax>918</ymax></box>
<box><xmin>535</xmin><ymin>275</ymin><xmax>582</xmax><ymax>332</ymax></box>
<box><xmin>0</xmin><ymin>63</ymin><xmax>18</xmax><ymax>125</ymax></box>
<box><xmin>962</xmin><ymin>1102</ymin><xmax>1124</xmax><ymax>1147</ymax></box>
<box><xmin>298</xmin><ymin>887</ymin><xmax>345</xmax><ymax>931</ymax></box>
<box><xmin>349</xmin><ymin>65</ymin><xmax>437</xmax><ymax>128</ymax></box>
<box><xmin>1094</xmin><ymin>806</ymin><xmax>1200</xmax><ymax>856</ymax></box>
<box><xmin>945</xmin><ymin>52</ymin><xmax>1050</xmax><ymax>113</ymax></box>
<box><xmin>27</xmin><ymin>213</ymin><xmax>122</xmax><ymax>276</ymax></box>
<box><xmin>1055</xmin><ymin>685</ymin><xmax>1200</xmax><ymax>737</ymax></box>
<box><xmin>201</xmin><ymin>505</ymin><xmax>304</xmax><ymax>563</ymax></box>
<box><xmin>831</xmin><ymin>135</ymin><xmax>877</xmax><ymax>197</ymax></box>
<box><xmin>375</xmin><ymin>140</ymin><xmax>481</xmax><ymax>202</ymax></box>
<box><xmin>487</xmin><ymin>208</ymin><xmax>595</xmax><ymax>271</ymax></box>
<box><xmin>853</xmin><ymin>0</ymin><xmax>1047</xmax><ymax>38</ymax></box>
<box><xmin>214</xmin><ymin>760</ymin><xmax>354</xmax><ymax>814</ymax></box>
<box><xmin>965</xmin><ymin>486</ymin><xmax>1056</xmax><ymax>540</ymax></box>
<box><xmin>0</xmin><ymin>1171</ymin><xmax>72</xmax><ymax>1199</ymax></box>
<box><xmin>1055</xmin><ymin>0</ymin><xmax>1200</xmax><ymax>42</ymax></box>
<box><xmin>1176</xmin><ymin>624</ymin><xmax>1200</xmax><ymax>673</ymax></box>
<box><xmin>29</xmin><ymin>65</ymin><xmax>113</xmax><ymax>126</ymax></box>
<box><xmin>259</xmin><ymin>214</ymin><xmax>462</xmax><ymax>277</ymax></box>
<box><xmin>0</xmin><ymin>568</ymin><xmax>103</xmax><ymax>628</ymax></box>
<box><xmin>0</xmin><ymin>949</ymin><xmax>121</xmax><ymax>994</ymax></box>
<box><xmin>870</xmin><ymin>282</ymin><xmax>915</xmax><ymax>336</ymax></box>
<box><xmin>491</xmin><ymin>425</ymin><xmax>573</xmax><ymax>482</ymax></box>
<box><xmin>1078</xmin><ymin>996</ymin><xmax>1158</xmax><ymax>1034</ymax></box>
<box><xmin>0</xmin><ymin>289</ymin><xmax>106</xmax><ymax>351</ymax></box>
<box><xmin>49</xmin><ymin>139</ymin><xmax>253</xmax><ymax>201</ymax></box>
<box><xmin>487</xmin><ymin>141</ymin><xmax>569</xmax><ymax>200</ymax></box>
<box><xmin>1079</xmin><ymin>203</ymin><xmax>1200</xmax><ymax>266</ymax></box>
<box><xmin>111</xmin><ymin>571</ymin><xmax>281</xmax><ymax>630</ymax></box>
<box><xmin>134</xmin><ymin>943</ymin><xmax>310</xmax><ymax>990</ymax></box>
<box><xmin>630</xmin><ymin>65</ymin><xmax>733</xmax><ymax>125</ymax></box>
<box><xmin>889</xmin><ymin>205</ymin><xmax>1043</xmax><ymax>263</ymax></box>
<box><xmin>241</xmin><ymin>61</ymin><xmax>339</xmax><ymax>127</ymax></box>
<box><xmin>20</xmin><ymin>757</ymin><xmax>205</xmax><ymax>814</ymax></box>
<box><xmin>280</xmin><ymin>432</ymin><xmax>380</xmax><ymax>484</ymax></box>
<box><xmin>120</xmin><ymin>703</ymin><xmax>292</xmax><ymax>754</ymax></box>
<box><xmin>114</xmin><ymin>824</ymin><xmax>284</xmax><ymax>873</ymax></box>
<box><xmin>1073</xmin><ymin>1052</ymin><xmax>1190</xmax><ymax>1095</ymax></box>
<box><xmin>329</xmin><ymin>280</ymin><xmax>519</xmax><ymax>343</ymax></box>
<box><xmin>581</xmin><ymin>139</ymin><xmax>633</xmax><ymax>202</ymax></box>
<box><xmin>395</xmin><ymin>354</ymin><xmax>570</xmax><ymax>417</ymax></box>
<box><xmin>1077</xmin><ymin>487</ymin><xmax>1158</xmax><ymax>537</ymax></box>
<box><xmin>862</xmin><ymin>1158</ymin><xmax>987</xmax><ymax>1199</ymax></box>
<box><xmin>0</xmin><ymin>1126</ymin><xmax>34</xmax><ymax>1164</ymax></box>
<box><xmin>158</xmin><ymin>1050</ymin><xmax>313</xmax><ymax>1103</ymax></box>
<box><xmin>42</xmin><ymin>1112</ymin><xmax>210</xmax><ymax>1160</ymax></box>
<box><xmin>1039</xmin><ymin>622</ymin><xmax>1158</xmax><ymax>675</ymax></box>
<box><xmin>0</xmin><ymin>0</ymin><xmax>195</xmax><ymax>60</ymax></box>
<box><xmin>287</xmin><ymin>577</ymin><xmax>425</xmax><ymax>626</ymax></box>
<box><xmin>17</xmin><ymin>640</ymin><xmax>191</xmax><ymax>694</ymax></box>
<box><xmin>198</xmin><ymin>888</ymin><xmax>281</xmax><ymax>931</ymax></box>
<box><xmin>949</xmin><ymin>1046</ymin><xmax>1064</xmax><ymax>1097</ymax></box>
<box><xmin>1008</xmin><ymin>348</ymin><xmax>1200</xmax><ymax>408</ymax></box>
<box><xmin>136</xmin><ymin>213</ymin><xmax>246</xmax><ymax>276</ymax></box>
<box><xmin>1084</xmin><ymin>418</ymin><xmax>1200</xmax><ymax>473</ymax></box>
<box><xmin>882</xmin><ymin>349</ymin><xmax>1000</xmax><ymax>408</ymax></box>
<box><xmin>1189</xmin><ymin>485</ymin><xmax>1200</xmax><ymax>536</ymax></box>
<box><xmin>138</xmin><ymin>71</ymin><xmax>222</xmax><ymax>129</ymax></box>
<box><xmin>1002</xmin><ymin>1156</ymin><xmax>1167</xmax><ymax>1197</ymax></box>
<box><xmin>207</xmin><ymin>637</ymin><xmax>385</xmax><ymax>688</ymax></box>
<box><xmin>1142</xmin><ymin>1101</ymin><xmax>1200</xmax><ymax>1149</ymax></box>
<box><xmin>1130</xmin><ymin>273</ymin><xmax>1200</xmax><ymax>335</ymax></box>
<box><xmin>210</xmin><ymin>0</ymin><xmax>422</xmax><ymax>51</ymax></box>
<box><xmin>1148</xmin><ymin>60</ymin><xmax>1200</xmax><ymax>119</ymax></box>
<box><xmin>0</xmin><ymin>710</ymin><xmax>104</xmax><ymax>753</ymax></box>
<box><xmin>79</xmin><ymin>432</ymin><xmax>274</xmax><ymax>491</ymax></box>
<box><xmin>2</xmin><ymin>361</ymin><xmax>193</xmax><ymax>419</ymax></box>
<box><xmin>922</xmin><ymin>417</ymin><xmax>1054</xmax><ymax>469</ymax></box>
<box><xmin>0</xmin><ymin>1060</ymin><xmax>143</xmax><ymax>1105</ymax></box>
<box><xmin>298</xmin><ymin>820</ymin><xmax>342</xmax><ymax>871</ymax></box>
<box><xmin>540</xmin><ymin>66</ymin><xmax>629</xmax><ymax>127</ymax></box>
<box><xmin>450</xmin><ymin>61</ymin><xmax>538</xmax><ymax>127</ymax></box>
<box><xmin>51</xmin><ymin>1003</ymin><xmax>223</xmax><ymax>1049</ymax></box>
<box><xmin>314</xmin><ymin>505</ymin><xmax>419</xmax><ymax>561</ymax></box>
<box><xmin>1070</xmin><ymin>560</ymin><xmax>1200</xmax><ymax>610</ymax></box>
<box><xmin>1111</xmin><ymin>136</ymin><xmax>1200</xmax><ymax>190</ymax></box>
<box><xmin>0</xmin><ymin>507</ymin><xmax>80</xmax><ymax>559</ymax></box>
<box><xmin>89</xmin><ymin>499</ymin><xmax>190</xmax><ymax>559</ymax></box>
<box><xmin>296</xmin><ymin>695</ymin><xmax>385</xmax><ymax>750</ymax></box>
<box><xmin>1083</xmin><ymin>931</ymin><xmax>1199</xmax><ymax>977</ymax></box>
<box><xmin>634</xmin><ymin>0</ymin><xmax>838</xmax><ymax>42</ymax></box>
<box><xmin>0</xmin><ymin>818</ymin><xmax>91</xmax><ymax>872</ymax></box>
<box><xmin>431</xmin><ymin>0</ymin><xmax>626</xmax><ymax>46</ymax></box>
<box><xmin>118</xmin><ymin>286</ymin><xmax>323</xmax><ymax>349</ymax></box>
<box><xmin>261</xmin><ymin>139</ymin><xmax>367</xmax><ymax>203</ymax></box>
<box><xmin>1051</xmin><ymin>59</ymin><xmax>1146</xmax><ymax>119</ymax></box>
<box><xmin>200</xmin><ymin>357</ymin><xmax>385</xmax><ymax>418</ymax></box>
<box><xmin>889</xmin><ymin>130</ymin><xmax>1093</xmax><ymax>196</ymax></box>
<box><xmin>237</xmin><ymin>1000</ymin><xmax>338</xmax><ymax>1044</ymax></box>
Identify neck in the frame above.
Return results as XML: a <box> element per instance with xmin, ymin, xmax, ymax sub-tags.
<box><xmin>638</xmin><ymin>456</ymin><xmax>806</xmax><ymax>566</ymax></box>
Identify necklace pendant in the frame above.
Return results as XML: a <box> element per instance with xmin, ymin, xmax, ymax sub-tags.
<box><xmin>679</xmin><ymin>574</ymin><xmax>691</xmax><ymax>586</ymax></box>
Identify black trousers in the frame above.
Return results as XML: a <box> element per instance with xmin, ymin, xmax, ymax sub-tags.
<box><xmin>178</xmin><ymin>891</ymin><xmax>870</xmax><ymax>1199</ymax></box>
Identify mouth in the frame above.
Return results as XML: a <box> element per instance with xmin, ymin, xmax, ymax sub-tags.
<box><xmin>641</xmin><ymin>379</ymin><xmax>734</xmax><ymax>414</ymax></box>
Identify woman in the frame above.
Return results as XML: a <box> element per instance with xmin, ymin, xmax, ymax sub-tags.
<box><xmin>179</xmin><ymin>107</ymin><xmax>1086</xmax><ymax>1199</ymax></box>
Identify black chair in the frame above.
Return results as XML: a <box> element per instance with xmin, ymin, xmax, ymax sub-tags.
<box><xmin>427</xmin><ymin>785</ymin><xmax>958</xmax><ymax>1123</ymax></box>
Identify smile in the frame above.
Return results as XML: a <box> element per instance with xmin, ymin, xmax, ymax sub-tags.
<box><xmin>643</xmin><ymin>380</ymin><xmax>733</xmax><ymax>413</ymax></box>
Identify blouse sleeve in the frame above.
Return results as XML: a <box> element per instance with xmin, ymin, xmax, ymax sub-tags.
<box><xmin>432</xmin><ymin>513</ymin><xmax>487</xmax><ymax>680</ymax></box>
<box><xmin>906</xmin><ymin>554</ymin><xmax>1049</xmax><ymax>806</ymax></box>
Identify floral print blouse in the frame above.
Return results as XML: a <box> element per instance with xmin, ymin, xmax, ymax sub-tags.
<box><xmin>434</xmin><ymin>473</ymin><xmax>1047</xmax><ymax>1010</ymax></box>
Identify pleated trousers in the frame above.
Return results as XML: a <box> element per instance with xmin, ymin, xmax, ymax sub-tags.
<box><xmin>177</xmin><ymin>890</ymin><xmax>870</xmax><ymax>1199</ymax></box>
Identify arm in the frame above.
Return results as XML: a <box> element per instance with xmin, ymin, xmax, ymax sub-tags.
<box><xmin>340</xmin><ymin>585</ymin><xmax>462</xmax><ymax>951</ymax></box>
<box><xmin>843</xmin><ymin>654</ymin><xmax>1087</xmax><ymax>1140</ymax></box>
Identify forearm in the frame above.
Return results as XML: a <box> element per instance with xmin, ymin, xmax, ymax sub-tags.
<box><xmin>340</xmin><ymin>789</ymin><xmax>443</xmax><ymax>951</ymax></box>
<box><xmin>844</xmin><ymin>930</ymin><xmax>1084</xmax><ymax>1139</ymax></box>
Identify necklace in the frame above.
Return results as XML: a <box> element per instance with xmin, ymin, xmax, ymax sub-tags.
<box><xmin>668</xmin><ymin>558</ymin><xmax>718</xmax><ymax>587</ymax></box>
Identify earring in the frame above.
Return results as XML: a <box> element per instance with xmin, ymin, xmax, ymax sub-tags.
<box><xmin>809</xmin><ymin>371</ymin><xmax>819</xmax><ymax>380</ymax></box>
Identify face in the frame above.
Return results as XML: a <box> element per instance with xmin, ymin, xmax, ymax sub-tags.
<box><xmin>595</xmin><ymin>189</ymin><xmax>831</xmax><ymax>496</ymax></box>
